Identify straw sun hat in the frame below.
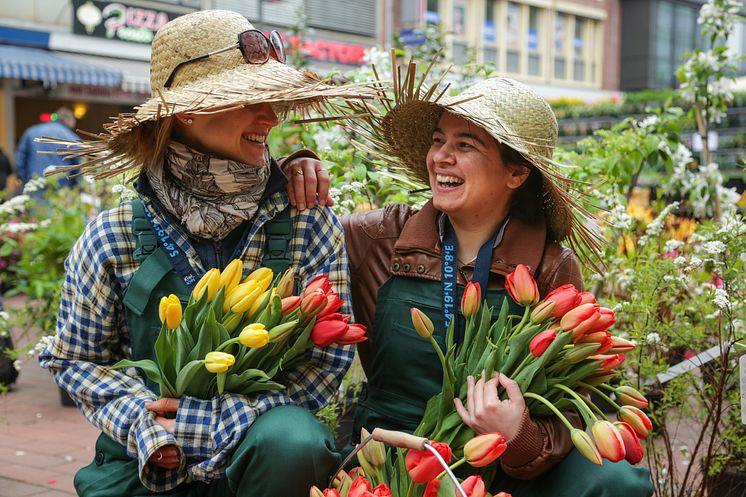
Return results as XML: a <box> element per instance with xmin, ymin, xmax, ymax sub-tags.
<box><xmin>45</xmin><ymin>9</ymin><xmax>375</xmax><ymax>178</ymax></box>
<box><xmin>352</xmin><ymin>59</ymin><xmax>602</xmax><ymax>260</ymax></box>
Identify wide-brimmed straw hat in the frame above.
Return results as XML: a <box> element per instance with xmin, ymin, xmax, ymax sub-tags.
<box><xmin>351</xmin><ymin>58</ymin><xmax>602</xmax><ymax>261</ymax></box>
<box><xmin>45</xmin><ymin>9</ymin><xmax>375</xmax><ymax>178</ymax></box>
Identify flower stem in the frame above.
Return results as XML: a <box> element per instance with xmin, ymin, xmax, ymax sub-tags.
<box><xmin>553</xmin><ymin>383</ymin><xmax>599</xmax><ymax>421</ymax></box>
<box><xmin>578</xmin><ymin>382</ymin><xmax>622</xmax><ymax>411</ymax></box>
<box><xmin>429</xmin><ymin>336</ymin><xmax>453</xmax><ymax>383</ymax></box>
<box><xmin>523</xmin><ymin>392</ymin><xmax>575</xmax><ymax>431</ymax></box>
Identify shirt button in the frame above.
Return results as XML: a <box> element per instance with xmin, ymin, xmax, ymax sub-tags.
<box><xmin>95</xmin><ymin>451</ymin><xmax>105</xmax><ymax>466</ymax></box>
<box><xmin>392</xmin><ymin>262</ymin><xmax>400</xmax><ymax>271</ymax></box>
<box><xmin>416</xmin><ymin>264</ymin><xmax>425</xmax><ymax>274</ymax></box>
<box><xmin>403</xmin><ymin>263</ymin><xmax>411</xmax><ymax>272</ymax></box>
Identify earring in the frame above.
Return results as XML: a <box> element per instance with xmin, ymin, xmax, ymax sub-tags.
<box><xmin>186</xmin><ymin>118</ymin><xmax>193</xmax><ymax>125</ymax></box>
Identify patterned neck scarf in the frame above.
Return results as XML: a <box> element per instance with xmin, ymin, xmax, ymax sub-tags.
<box><xmin>146</xmin><ymin>142</ymin><xmax>270</xmax><ymax>240</ymax></box>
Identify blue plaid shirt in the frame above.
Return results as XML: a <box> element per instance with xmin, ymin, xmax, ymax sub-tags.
<box><xmin>39</xmin><ymin>188</ymin><xmax>353</xmax><ymax>492</ymax></box>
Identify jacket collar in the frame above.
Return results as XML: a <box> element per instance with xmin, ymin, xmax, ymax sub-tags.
<box><xmin>393</xmin><ymin>200</ymin><xmax>547</xmax><ymax>276</ymax></box>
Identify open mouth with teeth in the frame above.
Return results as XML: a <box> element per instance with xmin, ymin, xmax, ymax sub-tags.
<box><xmin>436</xmin><ymin>174</ymin><xmax>465</xmax><ymax>189</ymax></box>
<box><xmin>242</xmin><ymin>133</ymin><xmax>267</xmax><ymax>145</ymax></box>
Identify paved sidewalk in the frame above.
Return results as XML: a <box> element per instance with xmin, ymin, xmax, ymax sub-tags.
<box><xmin>0</xmin><ymin>297</ymin><xmax>98</xmax><ymax>497</ymax></box>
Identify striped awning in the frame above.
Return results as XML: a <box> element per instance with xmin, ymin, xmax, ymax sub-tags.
<box><xmin>0</xmin><ymin>45</ymin><xmax>121</xmax><ymax>87</ymax></box>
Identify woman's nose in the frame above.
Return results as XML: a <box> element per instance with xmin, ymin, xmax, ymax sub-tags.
<box><xmin>248</xmin><ymin>103</ymin><xmax>279</xmax><ymax>126</ymax></box>
<box><xmin>431</xmin><ymin>143</ymin><xmax>455</xmax><ymax>164</ymax></box>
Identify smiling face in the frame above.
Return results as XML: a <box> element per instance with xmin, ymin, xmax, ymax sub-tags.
<box><xmin>173</xmin><ymin>103</ymin><xmax>279</xmax><ymax>165</ymax></box>
<box><xmin>426</xmin><ymin>111</ymin><xmax>529</xmax><ymax>228</ymax></box>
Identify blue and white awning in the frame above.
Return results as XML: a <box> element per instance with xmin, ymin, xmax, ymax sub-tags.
<box><xmin>0</xmin><ymin>45</ymin><xmax>121</xmax><ymax>87</ymax></box>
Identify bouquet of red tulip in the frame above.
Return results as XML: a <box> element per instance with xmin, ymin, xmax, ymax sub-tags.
<box><xmin>112</xmin><ymin>259</ymin><xmax>365</xmax><ymax>399</ymax></box>
<box><xmin>407</xmin><ymin>264</ymin><xmax>650</xmax><ymax>481</ymax></box>
<box><xmin>311</xmin><ymin>428</ymin><xmax>513</xmax><ymax>497</ymax></box>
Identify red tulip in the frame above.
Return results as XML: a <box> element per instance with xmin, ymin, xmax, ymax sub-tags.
<box><xmin>461</xmin><ymin>282</ymin><xmax>482</xmax><ymax>317</ymax></box>
<box><xmin>323</xmin><ymin>489</ymin><xmax>342</xmax><ymax>497</ymax></box>
<box><xmin>493</xmin><ymin>493</ymin><xmax>513</xmax><ymax>497</ymax></box>
<box><xmin>615</xmin><ymin>422</ymin><xmax>645</xmax><ymax>464</ymax></box>
<box><xmin>608</xmin><ymin>336</ymin><xmax>636</xmax><ymax>354</ymax></box>
<box><xmin>618</xmin><ymin>406</ymin><xmax>653</xmax><ymax>438</ymax></box>
<box><xmin>372</xmin><ymin>483</ymin><xmax>392</xmax><ymax>497</ymax></box>
<box><xmin>336</xmin><ymin>323</ymin><xmax>367</xmax><ymax>345</ymax></box>
<box><xmin>461</xmin><ymin>475</ymin><xmax>486</xmax><ymax>497</ymax></box>
<box><xmin>529</xmin><ymin>329</ymin><xmax>557</xmax><ymax>357</ymax></box>
<box><xmin>615</xmin><ymin>386</ymin><xmax>649</xmax><ymax>409</ymax></box>
<box><xmin>593</xmin><ymin>307</ymin><xmax>616</xmax><ymax>332</ymax></box>
<box><xmin>311</xmin><ymin>318</ymin><xmax>349</xmax><ymax>347</ymax></box>
<box><xmin>543</xmin><ymin>284</ymin><xmax>581</xmax><ymax>318</ymax></box>
<box><xmin>577</xmin><ymin>331</ymin><xmax>612</xmax><ymax>353</ymax></box>
<box><xmin>571</xmin><ymin>428</ymin><xmax>602</xmax><ymax>465</ymax></box>
<box><xmin>301</xmin><ymin>289</ymin><xmax>328</xmax><ymax>317</ymax></box>
<box><xmin>405</xmin><ymin>441</ymin><xmax>453</xmax><ymax>483</ymax></box>
<box><xmin>304</xmin><ymin>274</ymin><xmax>332</xmax><ymax>297</ymax></box>
<box><xmin>560</xmin><ymin>303</ymin><xmax>601</xmax><ymax>339</ymax></box>
<box><xmin>594</xmin><ymin>353</ymin><xmax>625</xmax><ymax>372</ymax></box>
<box><xmin>318</xmin><ymin>292</ymin><xmax>345</xmax><ymax>318</ymax></box>
<box><xmin>464</xmin><ymin>432</ymin><xmax>507</xmax><ymax>467</ymax></box>
<box><xmin>505</xmin><ymin>264</ymin><xmax>539</xmax><ymax>307</ymax></box>
<box><xmin>281</xmin><ymin>296</ymin><xmax>301</xmax><ymax>314</ymax></box>
<box><xmin>577</xmin><ymin>291</ymin><xmax>597</xmax><ymax>305</ymax></box>
<box><xmin>591</xmin><ymin>420</ymin><xmax>626</xmax><ymax>462</ymax></box>
<box><xmin>423</xmin><ymin>479</ymin><xmax>440</xmax><ymax>497</ymax></box>
<box><xmin>348</xmin><ymin>475</ymin><xmax>373</xmax><ymax>497</ymax></box>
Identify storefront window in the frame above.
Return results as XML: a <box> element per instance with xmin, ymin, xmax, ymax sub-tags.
<box><xmin>573</xmin><ymin>17</ymin><xmax>585</xmax><ymax>81</ymax></box>
<box><xmin>506</xmin><ymin>2</ymin><xmax>521</xmax><ymax>73</ymax></box>
<box><xmin>554</xmin><ymin>13</ymin><xmax>567</xmax><ymax>79</ymax></box>
<box><xmin>426</xmin><ymin>0</ymin><xmax>440</xmax><ymax>24</ymax></box>
<box><xmin>483</xmin><ymin>0</ymin><xmax>498</xmax><ymax>65</ymax></box>
<box><xmin>654</xmin><ymin>1</ymin><xmax>675</xmax><ymax>86</ymax></box>
<box><xmin>527</xmin><ymin>6</ymin><xmax>541</xmax><ymax>76</ymax></box>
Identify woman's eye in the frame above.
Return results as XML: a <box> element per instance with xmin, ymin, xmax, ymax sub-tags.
<box><xmin>458</xmin><ymin>142</ymin><xmax>474</xmax><ymax>149</ymax></box>
<box><xmin>432</xmin><ymin>136</ymin><xmax>444</xmax><ymax>145</ymax></box>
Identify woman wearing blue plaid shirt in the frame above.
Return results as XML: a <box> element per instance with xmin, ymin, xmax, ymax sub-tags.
<box><xmin>39</xmin><ymin>10</ymin><xmax>373</xmax><ymax>497</ymax></box>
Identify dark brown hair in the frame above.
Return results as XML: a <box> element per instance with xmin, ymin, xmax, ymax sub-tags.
<box><xmin>499</xmin><ymin>143</ymin><xmax>546</xmax><ymax>230</ymax></box>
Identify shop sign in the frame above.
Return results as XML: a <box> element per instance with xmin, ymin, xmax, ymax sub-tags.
<box><xmin>72</xmin><ymin>0</ymin><xmax>183</xmax><ymax>44</ymax></box>
<box><xmin>288</xmin><ymin>36</ymin><xmax>367</xmax><ymax>65</ymax></box>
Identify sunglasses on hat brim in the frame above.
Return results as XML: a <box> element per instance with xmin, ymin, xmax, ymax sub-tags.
<box><xmin>164</xmin><ymin>29</ymin><xmax>286</xmax><ymax>88</ymax></box>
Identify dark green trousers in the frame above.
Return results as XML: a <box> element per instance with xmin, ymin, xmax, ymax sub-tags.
<box><xmin>74</xmin><ymin>405</ymin><xmax>339</xmax><ymax>497</ymax></box>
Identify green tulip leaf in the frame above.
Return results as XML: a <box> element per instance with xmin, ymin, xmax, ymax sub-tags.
<box><xmin>437</xmin><ymin>474</ymin><xmax>455</xmax><ymax>497</ymax></box>
<box><xmin>155</xmin><ymin>326</ymin><xmax>176</xmax><ymax>386</ymax></box>
<box><xmin>174</xmin><ymin>359</ymin><xmax>207</xmax><ymax>395</ymax></box>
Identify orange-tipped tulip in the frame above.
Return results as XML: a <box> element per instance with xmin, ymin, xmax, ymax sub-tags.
<box><xmin>303</xmin><ymin>274</ymin><xmax>332</xmax><ymax>297</ymax></box>
<box><xmin>281</xmin><ymin>296</ymin><xmax>302</xmax><ymax>314</ymax></box>
<box><xmin>570</xmin><ymin>428</ymin><xmax>602</xmax><ymax>465</ymax></box>
<box><xmin>464</xmin><ymin>432</ymin><xmax>507</xmax><ymax>467</ymax></box>
<box><xmin>318</xmin><ymin>292</ymin><xmax>345</xmax><ymax>319</ymax></box>
<box><xmin>615</xmin><ymin>386</ymin><xmax>649</xmax><ymax>409</ymax></box>
<box><xmin>461</xmin><ymin>281</ymin><xmax>482</xmax><ymax>317</ymax></box>
<box><xmin>276</xmin><ymin>268</ymin><xmax>295</xmax><ymax>298</ymax></box>
<box><xmin>244</xmin><ymin>267</ymin><xmax>273</xmax><ymax>292</ymax></box>
<box><xmin>560</xmin><ymin>303</ymin><xmax>601</xmax><ymax>338</ymax></box>
<box><xmin>608</xmin><ymin>336</ymin><xmax>636</xmax><ymax>354</ymax></box>
<box><xmin>159</xmin><ymin>294</ymin><xmax>182</xmax><ymax>330</ymax></box>
<box><xmin>529</xmin><ymin>329</ymin><xmax>557</xmax><ymax>357</ymax></box>
<box><xmin>543</xmin><ymin>284</ymin><xmax>581</xmax><ymax>318</ymax></box>
<box><xmin>204</xmin><ymin>351</ymin><xmax>235</xmax><ymax>373</ymax></box>
<box><xmin>219</xmin><ymin>259</ymin><xmax>243</xmax><ymax>294</ymax></box>
<box><xmin>618</xmin><ymin>406</ymin><xmax>652</xmax><ymax>438</ymax></box>
<box><xmin>530</xmin><ymin>300</ymin><xmax>556</xmax><ymax>323</ymax></box>
<box><xmin>591</xmin><ymin>420</ymin><xmax>626</xmax><ymax>462</ymax></box>
<box><xmin>594</xmin><ymin>307</ymin><xmax>616</xmax><ymax>332</ymax></box>
<box><xmin>239</xmin><ymin>323</ymin><xmax>269</xmax><ymax>348</ymax></box>
<box><xmin>405</xmin><ymin>441</ymin><xmax>453</xmax><ymax>483</ymax></box>
<box><xmin>505</xmin><ymin>264</ymin><xmax>539</xmax><ymax>307</ymax></box>
<box><xmin>337</xmin><ymin>323</ymin><xmax>367</xmax><ymax>345</ymax></box>
<box><xmin>577</xmin><ymin>291</ymin><xmax>596</xmax><ymax>305</ymax></box>
<box><xmin>193</xmin><ymin>268</ymin><xmax>220</xmax><ymax>302</ymax></box>
<box><xmin>595</xmin><ymin>353</ymin><xmax>626</xmax><ymax>372</ymax></box>
<box><xmin>301</xmin><ymin>289</ymin><xmax>328</xmax><ymax>317</ymax></box>
<box><xmin>577</xmin><ymin>331</ymin><xmax>612</xmax><ymax>353</ymax></box>
<box><xmin>461</xmin><ymin>475</ymin><xmax>486</xmax><ymax>497</ymax></box>
<box><xmin>411</xmin><ymin>307</ymin><xmax>435</xmax><ymax>338</ymax></box>
<box><xmin>615</xmin><ymin>422</ymin><xmax>644</xmax><ymax>464</ymax></box>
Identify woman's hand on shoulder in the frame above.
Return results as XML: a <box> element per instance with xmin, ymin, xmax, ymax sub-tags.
<box><xmin>283</xmin><ymin>156</ymin><xmax>335</xmax><ymax>210</ymax></box>
<box><xmin>454</xmin><ymin>372</ymin><xmax>525</xmax><ymax>442</ymax></box>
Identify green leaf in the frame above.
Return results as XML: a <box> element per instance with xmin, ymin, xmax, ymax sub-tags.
<box><xmin>174</xmin><ymin>359</ymin><xmax>206</xmax><ymax>396</ymax></box>
<box><xmin>437</xmin><ymin>475</ymin><xmax>455</xmax><ymax>497</ymax></box>
<box><xmin>111</xmin><ymin>358</ymin><xmax>164</xmax><ymax>389</ymax></box>
<box><xmin>154</xmin><ymin>326</ymin><xmax>176</xmax><ymax>387</ymax></box>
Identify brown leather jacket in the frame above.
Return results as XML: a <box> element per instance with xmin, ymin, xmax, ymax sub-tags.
<box><xmin>343</xmin><ymin>201</ymin><xmax>582</xmax><ymax>480</ymax></box>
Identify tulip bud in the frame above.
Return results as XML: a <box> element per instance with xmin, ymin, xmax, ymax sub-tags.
<box><xmin>318</xmin><ymin>291</ymin><xmax>345</xmax><ymax>319</ymax></box>
<box><xmin>593</xmin><ymin>353</ymin><xmax>625</xmax><ymax>372</ymax></box>
<box><xmin>411</xmin><ymin>307</ymin><xmax>434</xmax><ymax>338</ymax></box>
<box><xmin>618</xmin><ymin>406</ymin><xmax>652</xmax><ymax>438</ymax></box>
<box><xmin>267</xmin><ymin>320</ymin><xmax>298</xmax><ymax>342</ymax></box>
<box><xmin>204</xmin><ymin>351</ymin><xmax>235</xmax><ymax>373</ymax></box>
<box><xmin>423</xmin><ymin>479</ymin><xmax>440</xmax><ymax>497</ymax></box>
<box><xmin>311</xmin><ymin>318</ymin><xmax>349</xmax><ymax>347</ymax></box>
<box><xmin>530</xmin><ymin>300</ymin><xmax>556</xmax><ymax>323</ymax></box>
<box><xmin>608</xmin><ymin>336</ymin><xmax>636</xmax><ymax>354</ymax></box>
<box><xmin>310</xmin><ymin>486</ymin><xmax>325</xmax><ymax>497</ymax></box>
<box><xmin>360</xmin><ymin>428</ymin><xmax>387</xmax><ymax>468</ymax></box>
<box><xmin>248</xmin><ymin>289</ymin><xmax>275</xmax><ymax>317</ymax></box>
<box><xmin>560</xmin><ymin>303</ymin><xmax>601</xmax><ymax>338</ymax></box>
<box><xmin>244</xmin><ymin>267</ymin><xmax>273</xmax><ymax>292</ymax></box>
<box><xmin>615</xmin><ymin>385</ymin><xmax>649</xmax><ymax>409</ymax></box>
<box><xmin>276</xmin><ymin>268</ymin><xmax>295</xmax><ymax>298</ymax></box>
<box><xmin>461</xmin><ymin>282</ymin><xmax>482</xmax><ymax>317</ymax></box>
<box><xmin>461</xmin><ymin>475</ymin><xmax>486</xmax><ymax>497</ymax></box>
<box><xmin>591</xmin><ymin>420</ymin><xmax>626</xmax><ymax>462</ymax></box>
<box><xmin>564</xmin><ymin>342</ymin><xmax>601</xmax><ymax>363</ymax></box>
<box><xmin>225</xmin><ymin>282</ymin><xmax>262</xmax><ymax>314</ymax></box>
<box><xmin>615</xmin><ymin>422</ymin><xmax>644</xmax><ymax>464</ymax></box>
<box><xmin>577</xmin><ymin>331</ymin><xmax>612</xmax><ymax>353</ymax></box>
<box><xmin>193</xmin><ymin>268</ymin><xmax>220</xmax><ymax>302</ymax></box>
<box><xmin>281</xmin><ymin>296</ymin><xmax>302</xmax><ymax>314</ymax></box>
<box><xmin>464</xmin><ymin>432</ymin><xmax>507</xmax><ymax>467</ymax></box>
<box><xmin>577</xmin><ymin>292</ymin><xmax>596</xmax><ymax>305</ymax></box>
<box><xmin>594</xmin><ymin>307</ymin><xmax>616</xmax><ymax>332</ymax></box>
<box><xmin>222</xmin><ymin>312</ymin><xmax>242</xmax><ymax>334</ymax></box>
<box><xmin>337</xmin><ymin>323</ymin><xmax>367</xmax><ymax>345</ymax></box>
<box><xmin>405</xmin><ymin>441</ymin><xmax>453</xmax><ymax>483</ymax></box>
<box><xmin>219</xmin><ymin>259</ymin><xmax>243</xmax><ymax>295</ymax></box>
<box><xmin>570</xmin><ymin>428</ymin><xmax>602</xmax><ymax>465</ymax></box>
<box><xmin>304</xmin><ymin>274</ymin><xmax>332</xmax><ymax>297</ymax></box>
<box><xmin>543</xmin><ymin>284</ymin><xmax>581</xmax><ymax>318</ymax></box>
<box><xmin>300</xmin><ymin>289</ymin><xmax>328</xmax><ymax>317</ymax></box>
<box><xmin>529</xmin><ymin>329</ymin><xmax>557</xmax><ymax>357</ymax></box>
<box><xmin>239</xmin><ymin>323</ymin><xmax>269</xmax><ymax>348</ymax></box>
<box><xmin>505</xmin><ymin>264</ymin><xmax>539</xmax><ymax>307</ymax></box>
<box><xmin>159</xmin><ymin>294</ymin><xmax>182</xmax><ymax>330</ymax></box>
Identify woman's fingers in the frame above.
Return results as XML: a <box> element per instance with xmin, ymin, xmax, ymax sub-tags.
<box><xmin>473</xmin><ymin>374</ymin><xmax>485</xmax><ymax>414</ymax></box>
<box><xmin>315</xmin><ymin>162</ymin><xmax>333</xmax><ymax>206</ymax></box>
<box><xmin>498</xmin><ymin>373</ymin><xmax>524</xmax><ymax>405</ymax></box>
<box><xmin>453</xmin><ymin>397</ymin><xmax>471</xmax><ymax>426</ymax></box>
<box><xmin>465</xmin><ymin>375</ymin><xmax>475</xmax><ymax>415</ymax></box>
<box><xmin>145</xmin><ymin>397</ymin><xmax>179</xmax><ymax>415</ymax></box>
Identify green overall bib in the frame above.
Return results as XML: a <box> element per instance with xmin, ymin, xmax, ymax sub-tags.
<box><xmin>355</xmin><ymin>276</ymin><xmax>653</xmax><ymax>497</ymax></box>
<box><xmin>74</xmin><ymin>200</ymin><xmax>338</xmax><ymax>497</ymax></box>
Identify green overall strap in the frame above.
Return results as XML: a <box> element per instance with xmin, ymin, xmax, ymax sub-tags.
<box><xmin>261</xmin><ymin>205</ymin><xmax>293</xmax><ymax>276</ymax></box>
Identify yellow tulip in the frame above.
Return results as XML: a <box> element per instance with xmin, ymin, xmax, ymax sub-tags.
<box><xmin>219</xmin><ymin>259</ymin><xmax>243</xmax><ymax>295</ymax></box>
<box><xmin>193</xmin><ymin>268</ymin><xmax>220</xmax><ymax>302</ymax></box>
<box><xmin>410</xmin><ymin>307</ymin><xmax>434</xmax><ymax>338</ymax></box>
<box><xmin>158</xmin><ymin>294</ymin><xmax>182</xmax><ymax>330</ymax></box>
<box><xmin>223</xmin><ymin>281</ymin><xmax>260</xmax><ymax>313</ymax></box>
<box><xmin>239</xmin><ymin>323</ymin><xmax>269</xmax><ymax>348</ymax></box>
<box><xmin>248</xmin><ymin>289</ymin><xmax>275</xmax><ymax>317</ymax></box>
<box><xmin>360</xmin><ymin>427</ymin><xmax>386</xmax><ymax>467</ymax></box>
<box><xmin>204</xmin><ymin>351</ymin><xmax>235</xmax><ymax>373</ymax></box>
<box><xmin>244</xmin><ymin>267</ymin><xmax>273</xmax><ymax>292</ymax></box>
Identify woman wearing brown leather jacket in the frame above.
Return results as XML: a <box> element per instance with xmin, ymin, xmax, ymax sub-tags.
<box><xmin>342</xmin><ymin>78</ymin><xmax>653</xmax><ymax>497</ymax></box>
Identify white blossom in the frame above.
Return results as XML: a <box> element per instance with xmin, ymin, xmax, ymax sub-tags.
<box><xmin>22</xmin><ymin>177</ymin><xmax>47</xmax><ymax>194</ymax></box>
<box><xmin>703</xmin><ymin>241</ymin><xmax>726</xmax><ymax>255</ymax></box>
<box><xmin>712</xmin><ymin>288</ymin><xmax>731</xmax><ymax>310</ymax></box>
<box><xmin>13</xmin><ymin>360</ymin><xmax>22</xmax><ymax>372</ymax></box>
<box><xmin>664</xmin><ymin>240</ymin><xmax>685</xmax><ymax>253</ymax></box>
<box><xmin>0</xmin><ymin>222</ymin><xmax>39</xmax><ymax>234</ymax></box>
<box><xmin>646</xmin><ymin>332</ymin><xmax>661</xmax><ymax>344</ymax></box>
<box><xmin>673</xmin><ymin>256</ymin><xmax>688</xmax><ymax>267</ymax></box>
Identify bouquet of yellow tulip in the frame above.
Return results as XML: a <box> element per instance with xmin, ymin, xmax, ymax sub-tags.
<box><xmin>113</xmin><ymin>260</ymin><xmax>365</xmax><ymax>399</ymax></box>
<box><xmin>408</xmin><ymin>264</ymin><xmax>651</xmax><ymax>483</ymax></box>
